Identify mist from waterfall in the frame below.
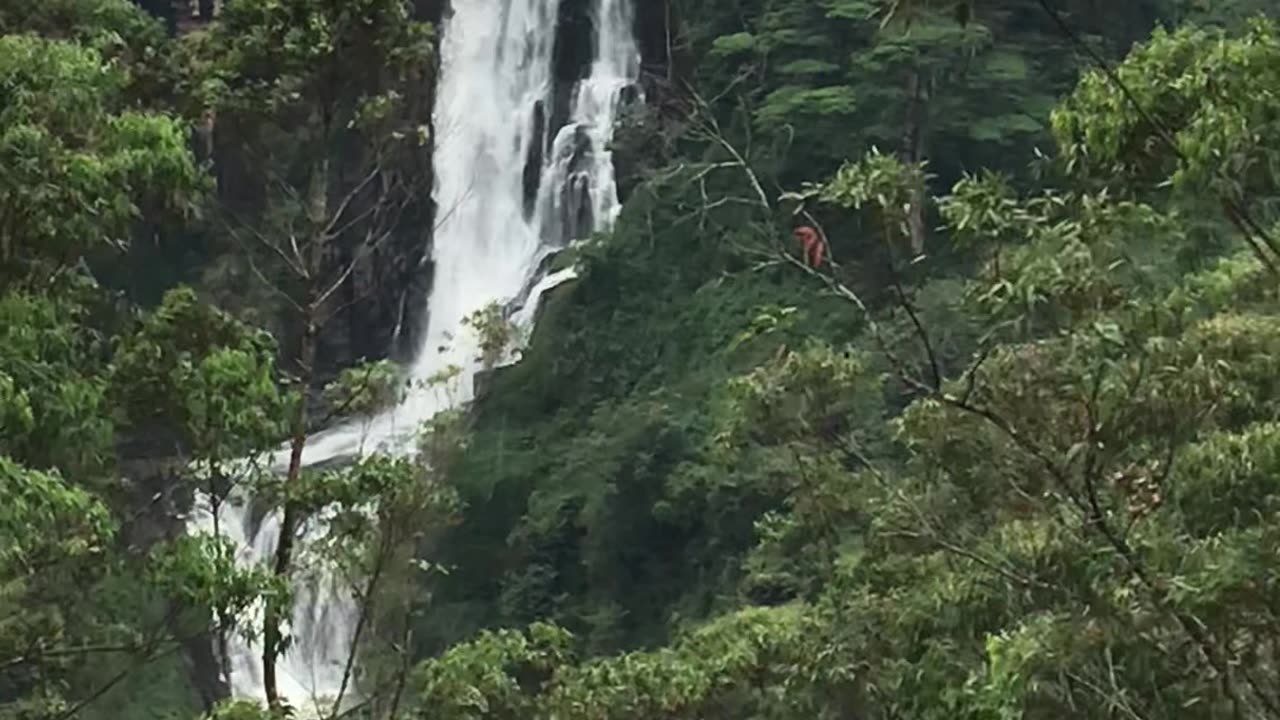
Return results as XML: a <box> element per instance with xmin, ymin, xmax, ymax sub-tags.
<box><xmin>191</xmin><ymin>0</ymin><xmax>639</xmax><ymax>711</ymax></box>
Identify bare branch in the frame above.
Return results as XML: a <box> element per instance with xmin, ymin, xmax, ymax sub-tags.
<box><xmin>885</xmin><ymin>259</ymin><xmax>942</xmax><ymax>389</ymax></box>
<box><xmin>323</xmin><ymin>166</ymin><xmax>385</xmax><ymax>241</ymax></box>
<box><xmin>220</xmin><ymin>214</ymin><xmax>307</xmax><ymax>314</ymax></box>
<box><xmin>218</xmin><ymin>204</ymin><xmax>307</xmax><ymax>280</ymax></box>
<box><xmin>684</xmin><ymin>85</ymin><xmax>773</xmax><ymax>214</ymax></box>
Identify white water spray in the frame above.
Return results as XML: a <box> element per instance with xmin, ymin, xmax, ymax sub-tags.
<box><xmin>193</xmin><ymin>0</ymin><xmax>639</xmax><ymax>711</ymax></box>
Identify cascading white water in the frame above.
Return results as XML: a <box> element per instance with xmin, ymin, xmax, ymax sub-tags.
<box><xmin>193</xmin><ymin>0</ymin><xmax>639</xmax><ymax>712</ymax></box>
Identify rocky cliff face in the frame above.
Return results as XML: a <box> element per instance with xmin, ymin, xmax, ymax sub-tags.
<box><xmin>300</xmin><ymin>0</ymin><xmax>445</xmax><ymax>377</ymax></box>
<box><xmin>635</xmin><ymin>0</ymin><xmax>675</xmax><ymax>80</ymax></box>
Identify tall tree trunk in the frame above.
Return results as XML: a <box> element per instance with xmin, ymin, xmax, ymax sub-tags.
<box><xmin>263</xmin><ymin>157</ymin><xmax>329</xmax><ymax>712</ymax></box>
<box><xmin>902</xmin><ymin>70</ymin><xmax>929</xmax><ymax>257</ymax></box>
<box><xmin>262</xmin><ymin>320</ymin><xmax>313</xmax><ymax>710</ymax></box>
<box><xmin>330</xmin><ymin>529</ymin><xmax>392</xmax><ymax>718</ymax></box>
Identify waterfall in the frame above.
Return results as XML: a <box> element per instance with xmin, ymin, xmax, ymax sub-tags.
<box><xmin>192</xmin><ymin>0</ymin><xmax>639</xmax><ymax>711</ymax></box>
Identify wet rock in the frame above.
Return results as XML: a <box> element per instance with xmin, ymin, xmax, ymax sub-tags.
<box><xmin>523</xmin><ymin>100</ymin><xmax>548</xmax><ymax>218</ymax></box>
<box><xmin>549</xmin><ymin>0</ymin><xmax>597</xmax><ymax>139</ymax></box>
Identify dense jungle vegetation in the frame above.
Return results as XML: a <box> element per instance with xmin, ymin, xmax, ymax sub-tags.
<box><xmin>6</xmin><ymin>0</ymin><xmax>1280</xmax><ymax>718</ymax></box>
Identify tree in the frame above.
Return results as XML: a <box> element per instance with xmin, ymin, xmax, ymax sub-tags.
<box><xmin>1053</xmin><ymin>16</ymin><xmax>1280</xmax><ymax>272</ymax></box>
<box><xmin>0</xmin><ymin>286</ymin><xmax>282</xmax><ymax>720</ymax></box>
<box><xmin>752</xmin><ymin>34</ymin><xmax>1280</xmax><ymax>709</ymax></box>
<box><xmin>0</xmin><ymin>459</ymin><xmax>116</xmax><ymax>716</ymax></box>
<box><xmin>0</xmin><ymin>284</ymin><xmax>285</xmax><ymax>719</ymax></box>
<box><xmin>679</xmin><ymin>0</ymin><xmax>1101</xmax><ymax>252</ymax></box>
<box><xmin>188</xmin><ymin>0</ymin><xmax>435</xmax><ymax>707</ymax></box>
<box><xmin>0</xmin><ymin>6</ymin><xmax>291</xmax><ymax>717</ymax></box>
<box><xmin>113</xmin><ymin>285</ymin><xmax>286</xmax><ymax>504</ymax></box>
<box><xmin>0</xmin><ymin>33</ymin><xmax>202</xmax><ymax>288</ymax></box>
<box><xmin>0</xmin><ymin>0</ymin><xmax>176</xmax><ymax>103</ymax></box>
<box><xmin>409</xmin><ymin>608</ymin><xmax>827</xmax><ymax>720</ymax></box>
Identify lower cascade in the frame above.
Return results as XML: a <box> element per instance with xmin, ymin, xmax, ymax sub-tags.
<box><xmin>192</xmin><ymin>0</ymin><xmax>639</xmax><ymax>709</ymax></box>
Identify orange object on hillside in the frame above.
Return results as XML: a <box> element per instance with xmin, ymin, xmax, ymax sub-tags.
<box><xmin>793</xmin><ymin>226</ymin><xmax>826</xmax><ymax>268</ymax></box>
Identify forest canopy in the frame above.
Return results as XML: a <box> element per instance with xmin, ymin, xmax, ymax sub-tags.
<box><xmin>3</xmin><ymin>0</ymin><xmax>1280</xmax><ymax>719</ymax></box>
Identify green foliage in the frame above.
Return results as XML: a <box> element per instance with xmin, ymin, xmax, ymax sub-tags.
<box><xmin>941</xmin><ymin>185</ymin><xmax>1186</xmax><ymax>333</ymax></box>
<box><xmin>538</xmin><ymin>606</ymin><xmax>823</xmax><ymax>719</ymax></box>
<box><xmin>0</xmin><ymin>457</ymin><xmax>114</xmax><ymax>576</ymax></box>
<box><xmin>204</xmin><ymin>699</ymin><xmax>276</xmax><ymax>720</ymax></box>
<box><xmin>418</xmin><ymin>162</ymin><xmax>859</xmax><ymax>650</ymax></box>
<box><xmin>0</xmin><ymin>0</ymin><xmax>174</xmax><ymax>102</ymax></box>
<box><xmin>410</xmin><ymin>608</ymin><xmax>827</xmax><ymax>720</ymax></box>
<box><xmin>820</xmin><ymin>149</ymin><xmax>929</xmax><ymax>209</ymax></box>
<box><xmin>0</xmin><ymin>454</ymin><xmax>272</xmax><ymax>720</ymax></box>
<box><xmin>0</xmin><ymin>9</ymin><xmax>287</xmax><ymax>716</ymax></box>
<box><xmin>799</xmin><ymin>148</ymin><xmax>932</xmax><ymax>250</ymax></box>
<box><xmin>0</xmin><ymin>33</ymin><xmax>202</xmax><ymax>286</ymax></box>
<box><xmin>114</xmin><ymin>286</ymin><xmax>286</xmax><ymax>461</ymax></box>
<box><xmin>462</xmin><ymin>303</ymin><xmax>522</xmax><ymax>371</ymax></box>
<box><xmin>719</xmin><ymin>342</ymin><xmax>883</xmax><ymax>450</ymax></box>
<box><xmin>0</xmin><ymin>291</ymin><xmax>113</xmax><ymax>476</ymax></box>
<box><xmin>323</xmin><ymin>359</ymin><xmax>405</xmax><ymax>419</ymax></box>
<box><xmin>413</xmin><ymin>7</ymin><xmax>1280</xmax><ymax>720</ymax></box>
<box><xmin>187</xmin><ymin>0</ymin><xmax>434</xmax><ymax>190</ymax></box>
<box><xmin>194</xmin><ymin>0</ymin><xmax>432</xmax><ymax>117</ymax></box>
<box><xmin>0</xmin><ymin>0</ymin><xmax>205</xmax><ymax>305</ymax></box>
<box><xmin>186</xmin><ymin>0</ymin><xmax>436</xmax><ymax>382</ymax></box>
<box><xmin>8</xmin><ymin>0</ymin><xmax>1280</xmax><ymax>718</ymax></box>
<box><xmin>410</xmin><ymin>623</ymin><xmax>573</xmax><ymax>720</ymax></box>
<box><xmin>679</xmin><ymin>0</ymin><xmax>1092</xmax><ymax>189</ymax></box>
<box><xmin>1052</xmin><ymin>17</ymin><xmax>1280</xmax><ymax>228</ymax></box>
<box><xmin>148</xmin><ymin>534</ymin><xmax>277</xmax><ymax>627</ymax></box>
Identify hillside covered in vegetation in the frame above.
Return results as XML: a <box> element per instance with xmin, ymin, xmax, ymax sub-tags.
<box><xmin>4</xmin><ymin>0</ymin><xmax>1280</xmax><ymax>719</ymax></box>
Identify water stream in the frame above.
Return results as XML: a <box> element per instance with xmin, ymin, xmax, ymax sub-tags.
<box><xmin>193</xmin><ymin>0</ymin><xmax>639</xmax><ymax>709</ymax></box>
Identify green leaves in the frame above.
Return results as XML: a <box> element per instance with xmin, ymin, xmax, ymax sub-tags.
<box><xmin>0</xmin><ymin>292</ymin><xmax>112</xmax><ymax>476</ymax></box>
<box><xmin>938</xmin><ymin>171</ymin><xmax>1026</xmax><ymax>247</ymax></box>
<box><xmin>205</xmin><ymin>699</ymin><xmax>278</xmax><ymax>720</ymax></box>
<box><xmin>198</xmin><ymin>0</ymin><xmax>432</xmax><ymax>130</ymax></box>
<box><xmin>0</xmin><ymin>458</ymin><xmax>114</xmax><ymax>574</ymax></box>
<box><xmin>0</xmin><ymin>457</ymin><xmax>119</xmax><ymax>708</ymax></box>
<box><xmin>1171</xmin><ymin>422</ymin><xmax>1280</xmax><ymax>535</ymax></box>
<box><xmin>1053</xmin><ymin>17</ymin><xmax>1280</xmax><ymax>220</ymax></box>
<box><xmin>148</xmin><ymin>533</ymin><xmax>278</xmax><ymax>625</ymax></box>
<box><xmin>817</xmin><ymin>148</ymin><xmax>931</xmax><ymax>250</ymax></box>
<box><xmin>462</xmin><ymin>302</ymin><xmax>523</xmax><ymax>370</ymax></box>
<box><xmin>823</xmin><ymin>148</ymin><xmax>929</xmax><ymax>213</ymax></box>
<box><xmin>410</xmin><ymin>608</ymin><xmax>822</xmax><ymax>720</ymax></box>
<box><xmin>323</xmin><ymin>359</ymin><xmax>404</xmax><ymax>420</ymax></box>
<box><xmin>0</xmin><ymin>0</ymin><xmax>169</xmax><ymax>87</ymax></box>
<box><xmin>708</xmin><ymin>31</ymin><xmax>759</xmax><ymax>58</ymax></box>
<box><xmin>115</xmin><ymin>287</ymin><xmax>283</xmax><ymax>439</ymax></box>
<box><xmin>411</xmin><ymin>623</ymin><xmax>574</xmax><ymax>720</ymax></box>
<box><xmin>0</xmin><ymin>34</ymin><xmax>201</xmax><ymax>285</ymax></box>
<box><xmin>755</xmin><ymin>85</ymin><xmax>859</xmax><ymax>131</ymax></box>
<box><xmin>720</xmin><ymin>341</ymin><xmax>881</xmax><ymax>451</ymax></box>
